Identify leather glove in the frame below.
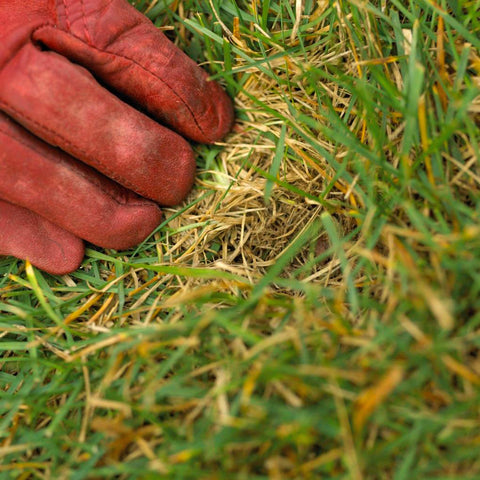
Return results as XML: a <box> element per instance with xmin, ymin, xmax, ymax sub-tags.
<box><xmin>0</xmin><ymin>0</ymin><xmax>233</xmax><ymax>274</ymax></box>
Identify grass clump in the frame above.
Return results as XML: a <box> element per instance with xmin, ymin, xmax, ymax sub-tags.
<box><xmin>1</xmin><ymin>0</ymin><xmax>480</xmax><ymax>478</ymax></box>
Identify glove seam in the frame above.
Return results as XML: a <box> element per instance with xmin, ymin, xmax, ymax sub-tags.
<box><xmin>61</xmin><ymin>0</ymin><xmax>72</xmax><ymax>31</ymax></box>
<box><xmin>0</xmin><ymin>114</ymin><xmax>158</xmax><ymax>209</ymax></box>
<box><xmin>79</xmin><ymin>0</ymin><xmax>94</xmax><ymax>45</ymax></box>
<box><xmin>33</xmin><ymin>25</ymin><xmax>209</xmax><ymax>140</ymax></box>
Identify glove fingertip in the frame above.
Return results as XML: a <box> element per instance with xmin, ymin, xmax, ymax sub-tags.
<box><xmin>34</xmin><ymin>229</ymin><xmax>85</xmax><ymax>275</ymax></box>
<box><xmin>0</xmin><ymin>200</ymin><xmax>85</xmax><ymax>275</ymax></box>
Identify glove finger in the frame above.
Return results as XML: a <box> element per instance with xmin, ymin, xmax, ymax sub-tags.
<box><xmin>0</xmin><ymin>44</ymin><xmax>195</xmax><ymax>206</ymax></box>
<box><xmin>0</xmin><ymin>112</ymin><xmax>162</xmax><ymax>250</ymax></box>
<box><xmin>0</xmin><ymin>199</ymin><xmax>84</xmax><ymax>275</ymax></box>
<box><xmin>34</xmin><ymin>0</ymin><xmax>234</xmax><ymax>144</ymax></box>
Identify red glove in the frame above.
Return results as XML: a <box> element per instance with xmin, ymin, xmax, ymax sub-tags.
<box><xmin>0</xmin><ymin>0</ymin><xmax>233</xmax><ymax>274</ymax></box>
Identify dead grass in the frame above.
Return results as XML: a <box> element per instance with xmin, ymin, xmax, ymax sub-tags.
<box><xmin>1</xmin><ymin>0</ymin><xmax>480</xmax><ymax>478</ymax></box>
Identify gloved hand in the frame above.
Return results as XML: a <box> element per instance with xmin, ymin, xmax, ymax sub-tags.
<box><xmin>0</xmin><ymin>0</ymin><xmax>233</xmax><ymax>274</ymax></box>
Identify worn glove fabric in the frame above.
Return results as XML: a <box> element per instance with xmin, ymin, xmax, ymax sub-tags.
<box><xmin>0</xmin><ymin>0</ymin><xmax>233</xmax><ymax>274</ymax></box>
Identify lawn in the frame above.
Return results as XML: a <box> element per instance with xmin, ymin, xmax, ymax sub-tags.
<box><xmin>1</xmin><ymin>0</ymin><xmax>480</xmax><ymax>478</ymax></box>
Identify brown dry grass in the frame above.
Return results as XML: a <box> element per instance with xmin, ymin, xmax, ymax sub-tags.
<box><xmin>1</xmin><ymin>0</ymin><xmax>480</xmax><ymax>478</ymax></box>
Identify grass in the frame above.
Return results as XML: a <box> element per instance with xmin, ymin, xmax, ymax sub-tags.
<box><xmin>1</xmin><ymin>0</ymin><xmax>480</xmax><ymax>478</ymax></box>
